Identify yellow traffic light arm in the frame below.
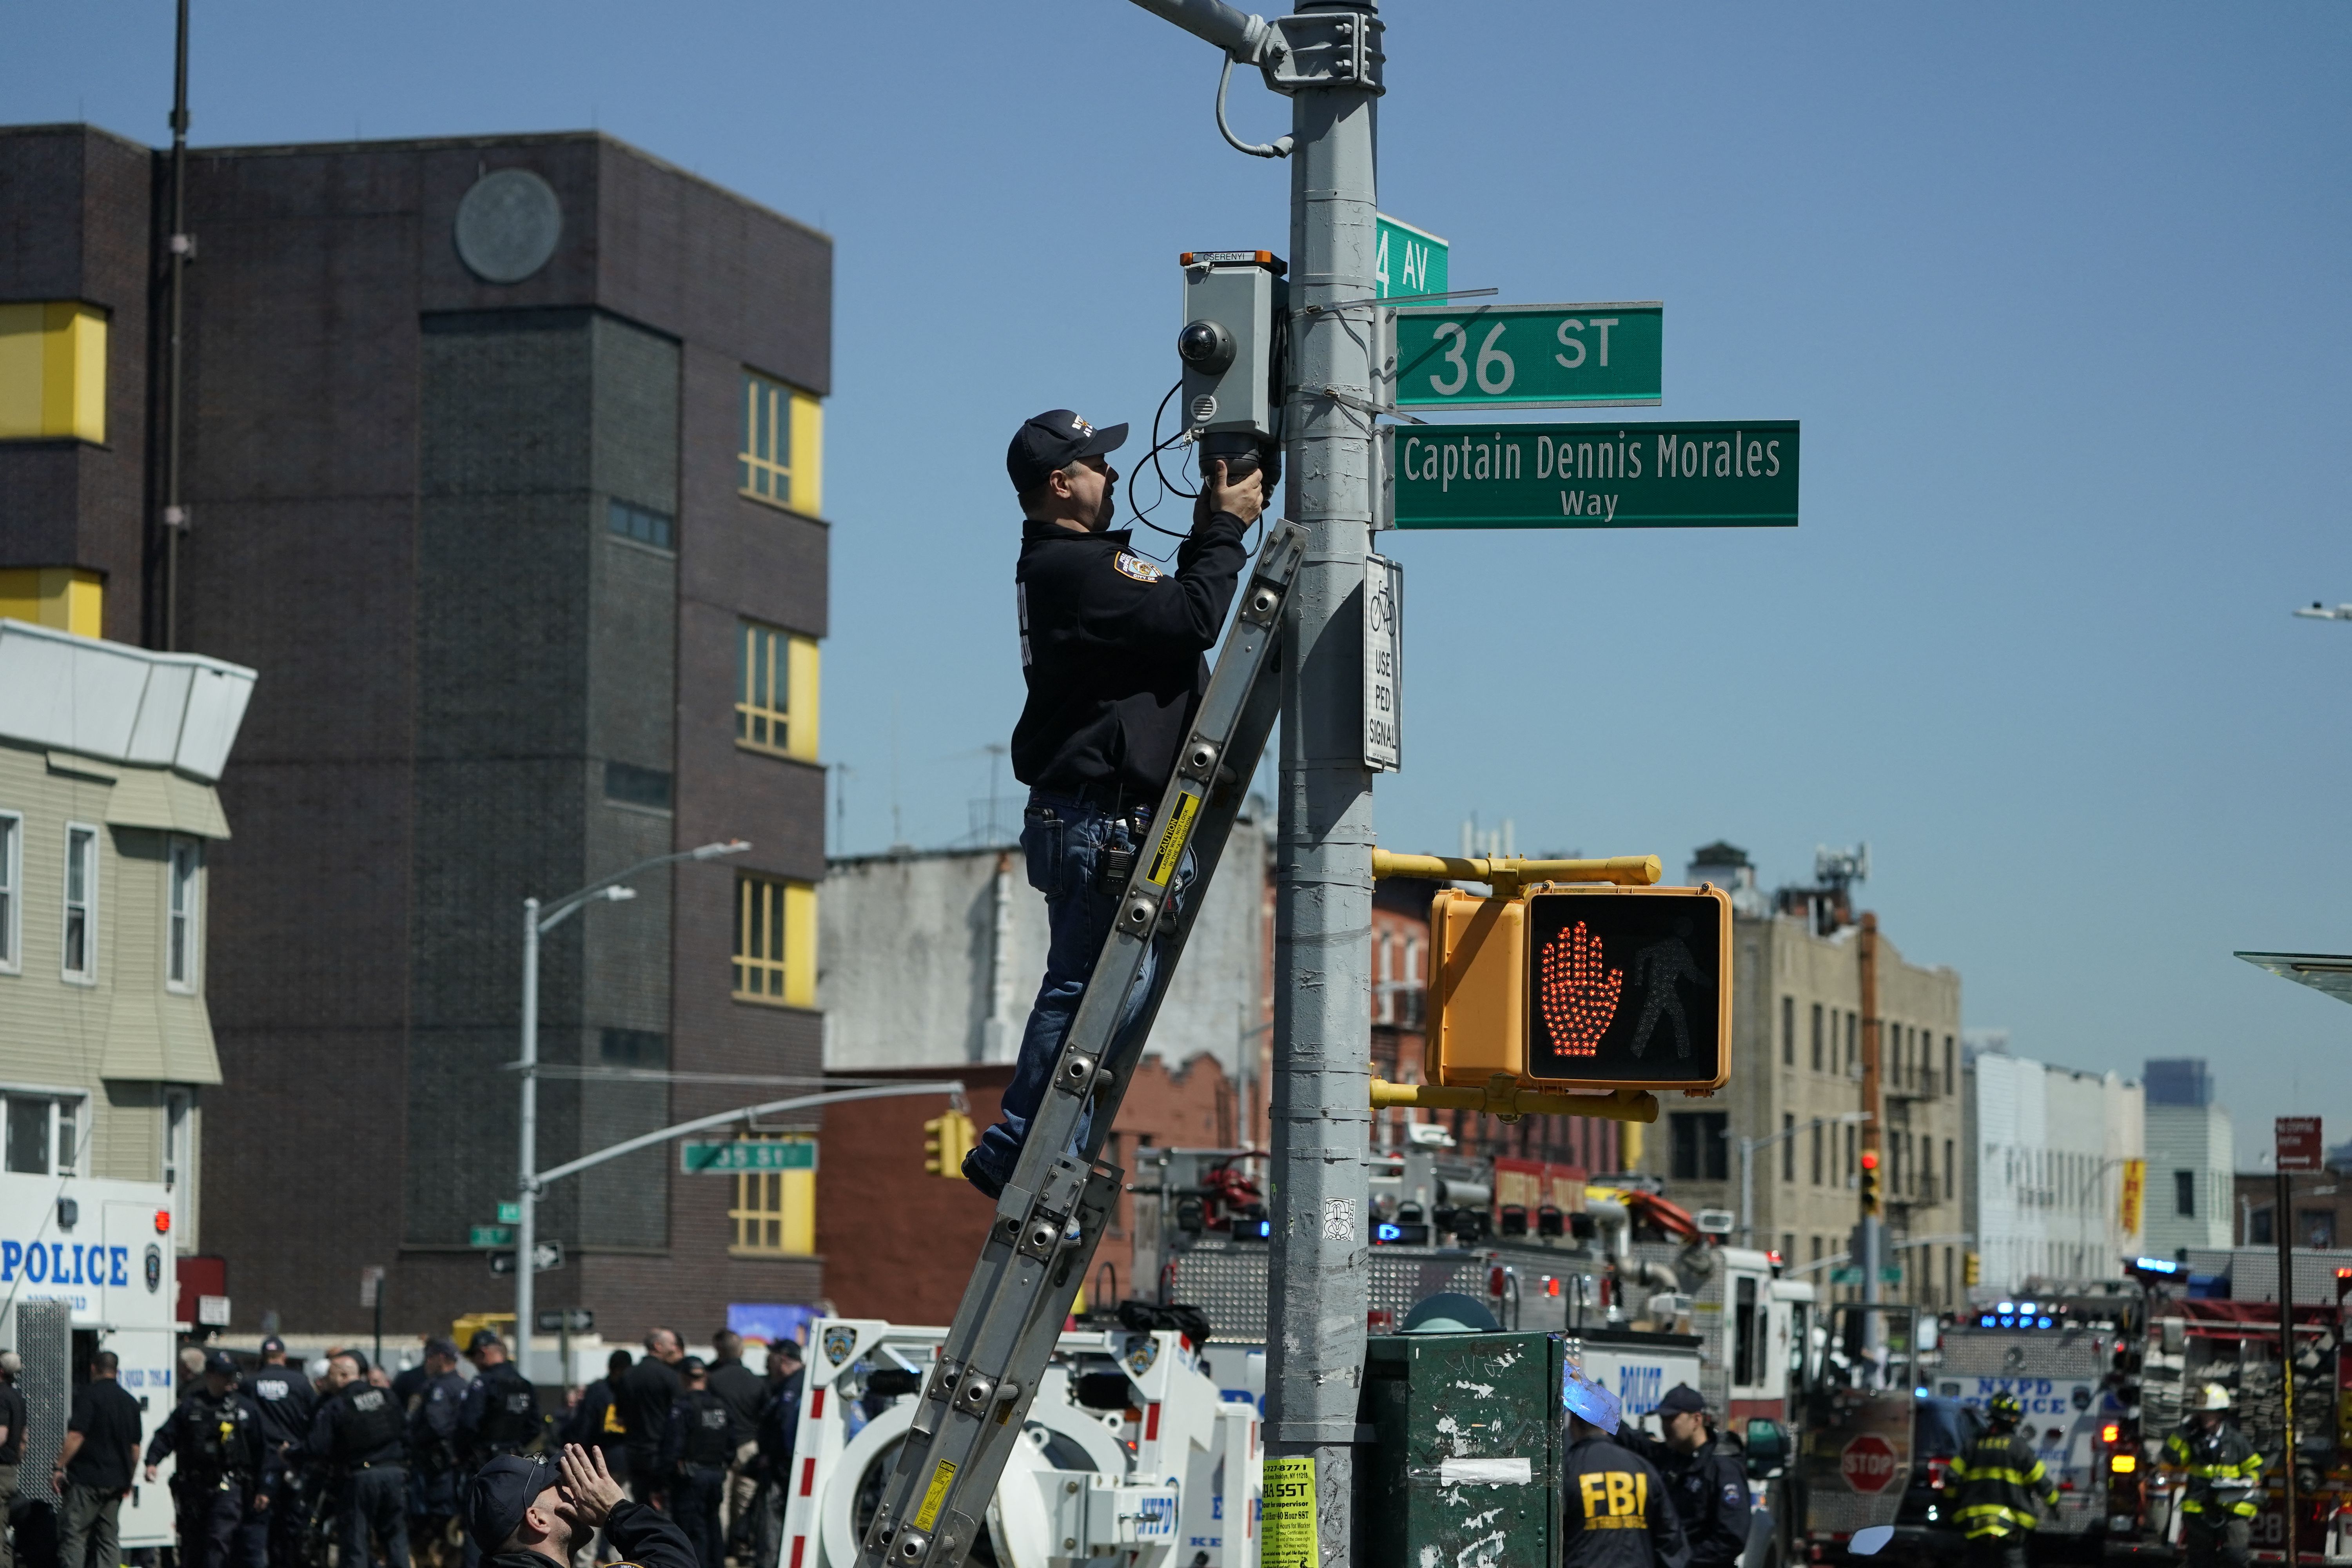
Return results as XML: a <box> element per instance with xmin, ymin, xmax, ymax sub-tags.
<box><xmin>1370</xmin><ymin>849</ymin><xmax>1661</xmax><ymax>897</ymax></box>
<box><xmin>1370</xmin><ymin>1075</ymin><xmax>1659</xmax><ymax>1124</ymax></box>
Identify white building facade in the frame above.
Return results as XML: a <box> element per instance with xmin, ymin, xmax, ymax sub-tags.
<box><xmin>1969</xmin><ymin>1048</ymin><xmax>2145</xmax><ymax>1291</ymax></box>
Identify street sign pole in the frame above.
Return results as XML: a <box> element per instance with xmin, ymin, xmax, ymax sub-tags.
<box><xmin>2278</xmin><ymin>1116</ymin><xmax>2321</xmax><ymax>1556</ymax></box>
<box><xmin>517</xmin><ymin>896</ymin><xmax>540</xmax><ymax>1387</ymax></box>
<box><xmin>1270</xmin><ymin>14</ymin><xmax>1378</xmax><ymax>1562</ymax></box>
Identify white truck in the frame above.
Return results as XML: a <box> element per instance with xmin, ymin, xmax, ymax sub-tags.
<box><xmin>777</xmin><ymin>1317</ymin><xmax>1260</xmax><ymax>1568</ymax></box>
<box><xmin>0</xmin><ymin>1169</ymin><xmax>186</xmax><ymax>1553</ymax></box>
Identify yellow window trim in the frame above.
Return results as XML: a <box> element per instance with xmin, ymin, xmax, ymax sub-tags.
<box><xmin>728</xmin><ymin>1133</ymin><xmax>816</xmax><ymax>1256</ymax></box>
<box><xmin>737</xmin><ymin>369</ymin><xmax>823</xmax><ymax>517</ymax></box>
<box><xmin>731</xmin><ymin>874</ymin><xmax>817</xmax><ymax>1008</ymax></box>
<box><xmin>735</xmin><ymin>624</ymin><xmax>820</xmax><ymax>762</ymax></box>
<box><xmin>0</xmin><ymin>568</ymin><xmax>104</xmax><ymax>638</ymax></box>
<box><xmin>0</xmin><ymin>303</ymin><xmax>107</xmax><ymax>444</ymax></box>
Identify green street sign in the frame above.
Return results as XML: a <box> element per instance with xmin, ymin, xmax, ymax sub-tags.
<box><xmin>495</xmin><ymin>1201</ymin><xmax>520</xmax><ymax>1224</ymax></box>
<box><xmin>1388</xmin><ymin>420</ymin><xmax>1797</xmax><ymax>530</ymax></box>
<box><xmin>681</xmin><ymin>1140</ymin><xmax>817</xmax><ymax>1174</ymax></box>
<box><xmin>469</xmin><ymin>1225</ymin><xmax>513</xmax><ymax>1249</ymax></box>
<box><xmin>1374</xmin><ymin>214</ymin><xmax>1448</xmax><ymax>301</ymax></box>
<box><xmin>1393</xmin><ymin>303</ymin><xmax>1661</xmax><ymax>410</ymax></box>
<box><xmin>1829</xmin><ymin>1266</ymin><xmax>1863</xmax><ymax>1285</ymax></box>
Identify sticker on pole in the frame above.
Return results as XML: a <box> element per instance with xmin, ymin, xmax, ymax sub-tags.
<box><xmin>1840</xmin><ymin>1434</ymin><xmax>1900</xmax><ymax>1494</ymax></box>
<box><xmin>1261</xmin><ymin>1455</ymin><xmax>1318</xmax><ymax>1568</ymax></box>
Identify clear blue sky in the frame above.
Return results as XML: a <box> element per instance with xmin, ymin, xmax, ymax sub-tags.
<box><xmin>13</xmin><ymin>2</ymin><xmax>2347</xmax><ymax>1160</ymax></box>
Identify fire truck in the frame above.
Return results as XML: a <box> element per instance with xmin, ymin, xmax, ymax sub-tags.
<box><xmin>2098</xmin><ymin>1254</ymin><xmax>2352</xmax><ymax>1566</ymax></box>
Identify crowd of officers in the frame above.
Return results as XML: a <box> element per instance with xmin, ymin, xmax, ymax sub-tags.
<box><xmin>3</xmin><ymin>1326</ymin><xmax>804</xmax><ymax>1568</ymax></box>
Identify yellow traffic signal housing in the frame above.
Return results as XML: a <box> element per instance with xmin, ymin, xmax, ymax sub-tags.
<box><xmin>1963</xmin><ymin>1251</ymin><xmax>1982</xmax><ymax>1287</ymax></box>
<box><xmin>923</xmin><ymin>1110</ymin><xmax>975</xmax><ymax>1178</ymax></box>
<box><xmin>1426</xmin><ymin>883</ymin><xmax>1732</xmax><ymax>1095</ymax></box>
<box><xmin>1859</xmin><ymin>1149</ymin><xmax>1882</xmax><ymax>1215</ymax></box>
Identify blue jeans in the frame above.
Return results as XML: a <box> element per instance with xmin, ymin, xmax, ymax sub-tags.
<box><xmin>973</xmin><ymin>790</ymin><xmax>1190</xmax><ymax>1181</ymax></box>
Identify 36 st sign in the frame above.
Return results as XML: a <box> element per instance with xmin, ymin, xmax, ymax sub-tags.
<box><xmin>1392</xmin><ymin>302</ymin><xmax>1661</xmax><ymax>409</ymax></box>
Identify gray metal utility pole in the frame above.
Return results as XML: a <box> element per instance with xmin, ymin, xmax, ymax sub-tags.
<box><xmin>1128</xmin><ymin>4</ymin><xmax>1382</xmax><ymax>1559</ymax></box>
<box><xmin>514</xmin><ymin>839</ymin><xmax>748</xmax><ymax>1381</ymax></box>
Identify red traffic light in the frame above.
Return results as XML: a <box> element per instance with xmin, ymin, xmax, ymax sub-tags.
<box><xmin>153</xmin><ymin>1210</ymin><xmax>171</xmax><ymax>1234</ymax></box>
<box><xmin>1860</xmin><ymin>1151</ymin><xmax>1880</xmax><ymax>1171</ymax></box>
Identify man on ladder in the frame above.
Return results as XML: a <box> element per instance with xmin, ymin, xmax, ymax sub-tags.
<box><xmin>962</xmin><ymin>410</ymin><xmax>1266</xmax><ymax>1197</ymax></box>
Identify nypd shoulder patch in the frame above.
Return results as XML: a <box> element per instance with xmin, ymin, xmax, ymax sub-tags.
<box><xmin>1114</xmin><ymin>551</ymin><xmax>1164</xmax><ymax>583</ymax></box>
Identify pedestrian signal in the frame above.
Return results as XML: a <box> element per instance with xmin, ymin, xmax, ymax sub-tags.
<box><xmin>1859</xmin><ymin>1149</ymin><xmax>1882</xmax><ymax>1215</ymax></box>
<box><xmin>923</xmin><ymin>1110</ymin><xmax>975</xmax><ymax>1178</ymax></box>
<box><xmin>1426</xmin><ymin>884</ymin><xmax>1731</xmax><ymax>1094</ymax></box>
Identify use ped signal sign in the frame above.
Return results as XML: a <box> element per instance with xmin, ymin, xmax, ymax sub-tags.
<box><xmin>1391</xmin><ymin>302</ymin><xmax>1662</xmax><ymax>409</ymax></box>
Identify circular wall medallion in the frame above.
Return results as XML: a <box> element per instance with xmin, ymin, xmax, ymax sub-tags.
<box><xmin>454</xmin><ymin>168</ymin><xmax>563</xmax><ymax>284</ymax></box>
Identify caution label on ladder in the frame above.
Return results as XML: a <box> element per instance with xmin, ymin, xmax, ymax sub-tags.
<box><xmin>1147</xmin><ymin>791</ymin><xmax>1201</xmax><ymax>887</ymax></box>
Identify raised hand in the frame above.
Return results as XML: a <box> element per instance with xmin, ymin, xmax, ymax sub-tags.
<box><xmin>1537</xmin><ymin>919</ymin><xmax>1622</xmax><ymax>1057</ymax></box>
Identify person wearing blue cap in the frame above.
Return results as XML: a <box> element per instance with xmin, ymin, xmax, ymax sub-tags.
<box><xmin>466</xmin><ymin>1444</ymin><xmax>691</xmax><ymax>1568</ymax></box>
<box><xmin>1613</xmin><ymin>1385</ymin><xmax>1750</xmax><ymax>1568</ymax></box>
<box><xmin>960</xmin><ymin>409</ymin><xmax>1267</xmax><ymax>1198</ymax></box>
<box><xmin>1562</xmin><ymin>1367</ymin><xmax>1688</xmax><ymax>1568</ymax></box>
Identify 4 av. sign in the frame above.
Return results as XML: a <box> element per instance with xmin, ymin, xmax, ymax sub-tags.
<box><xmin>1388</xmin><ymin>420</ymin><xmax>1798</xmax><ymax>530</ymax></box>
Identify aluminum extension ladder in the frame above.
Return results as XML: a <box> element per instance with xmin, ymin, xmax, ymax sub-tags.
<box><xmin>855</xmin><ymin>521</ymin><xmax>1308</xmax><ymax>1568</ymax></box>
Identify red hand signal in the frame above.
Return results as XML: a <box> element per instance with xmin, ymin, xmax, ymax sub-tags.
<box><xmin>1537</xmin><ymin>919</ymin><xmax>1622</xmax><ymax>1056</ymax></box>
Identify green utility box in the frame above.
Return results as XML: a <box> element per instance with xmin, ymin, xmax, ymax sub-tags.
<box><xmin>1356</xmin><ymin>1332</ymin><xmax>1568</xmax><ymax>1568</ymax></box>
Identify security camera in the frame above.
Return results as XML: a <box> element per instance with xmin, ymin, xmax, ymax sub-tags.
<box><xmin>1178</xmin><ymin>319</ymin><xmax>1236</xmax><ymax>375</ymax></box>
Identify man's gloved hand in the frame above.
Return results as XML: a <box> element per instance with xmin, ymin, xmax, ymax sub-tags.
<box><xmin>1196</xmin><ymin>458</ymin><xmax>1266</xmax><ymax>528</ymax></box>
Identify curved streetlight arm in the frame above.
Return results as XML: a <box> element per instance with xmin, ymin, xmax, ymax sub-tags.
<box><xmin>527</xmin><ymin>1082</ymin><xmax>965</xmax><ymax>1192</ymax></box>
<box><xmin>538</xmin><ymin>839</ymin><xmax>750</xmax><ymax>932</ymax></box>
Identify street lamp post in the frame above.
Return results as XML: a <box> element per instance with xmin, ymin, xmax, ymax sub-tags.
<box><xmin>1738</xmin><ymin>1111</ymin><xmax>1871</xmax><ymax>1247</ymax></box>
<box><xmin>514</xmin><ymin>838</ymin><xmax>749</xmax><ymax>1381</ymax></box>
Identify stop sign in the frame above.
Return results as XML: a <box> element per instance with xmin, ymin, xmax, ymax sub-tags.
<box><xmin>1841</xmin><ymin>1434</ymin><xmax>1900</xmax><ymax>1494</ymax></box>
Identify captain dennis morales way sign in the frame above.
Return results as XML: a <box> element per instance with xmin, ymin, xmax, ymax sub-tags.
<box><xmin>1388</xmin><ymin>420</ymin><xmax>1798</xmax><ymax>529</ymax></box>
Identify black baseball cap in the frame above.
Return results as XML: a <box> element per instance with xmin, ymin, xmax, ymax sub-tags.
<box><xmin>1007</xmin><ymin>409</ymin><xmax>1127</xmax><ymax>493</ymax></box>
<box><xmin>464</xmin><ymin>1454</ymin><xmax>558</xmax><ymax>1550</ymax></box>
<box><xmin>467</xmin><ymin>1328</ymin><xmax>503</xmax><ymax>1354</ymax></box>
<box><xmin>1657</xmin><ymin>1383</ymin><xmax>1708</xmax><ymax>1416</ymax></box>
<box><xmin>204</xmin><ymin>1350</ymin><xmax>239</xmax><ymax>1377</ymax></box>
<box><xmin>425</xmin><ymin>1337</ymin><xmax>460</xmax><ymax>1360</ymax></box>
<box><xmin>258</xmin><ymin>1336</ymin><xmax>285</xmax><ymax>1356</ymax></box>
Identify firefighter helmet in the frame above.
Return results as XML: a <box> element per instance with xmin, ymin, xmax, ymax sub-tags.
<box><xmin>2195</xmin><ymin>1383</ymin><xmax>2233</xmax><ymax>1411</ymax></box>
<box><xmin>1987</xmin><ymin>1391</ymin><xmax>2024</xmax><ymax>1423</ymax></box>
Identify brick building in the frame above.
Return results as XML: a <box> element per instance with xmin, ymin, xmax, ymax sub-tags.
<box><xmin>0</xmin><ymin>122</ymin><xmax>834</xmax><ymax>1344</ymax></box>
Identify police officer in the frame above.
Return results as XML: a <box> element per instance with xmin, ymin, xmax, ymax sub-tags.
<box><xmin>245</xmin><ymin>1339</ymin><xmax>315</xmax><ymax>1568</ymax></box>
<box><xmin>1564</xmin><ymin>1369</ymin><xmax>1687</xmax><ymax>1568</ymax></box>
<box><xmin>145</xmin><ymin>1350</ymin><xmax>263</xmax><ymax>1568</ymax></box>
<box><xmin>309</xmin><ymin>1352</ymin><xmax>410</xmax><ymax>1568</ymax></box>
<box><xmin>2165</xmin><ymin>1384</ymin><xmax>2263</xmax><ymax>1568</ymax></box>
<box><xmin>1614</xmin><ymin>1386</ymin><xmax>1749</xmax><ymax>1568</ymax></box>
<box><xmin>961</xmin><ymin>409</ymin><xmax>1265</xmax><ymax>1197</ymax></box>
<box><xmin>457</xmin><ymin>1333</ymin><xmax>544</xmax><ymax>1469</ymax></box>
<box><xmin>462</xmin><ymin>1445</ymin><xmax>692</xmax><ymax>1568</ymax></box>
<box><xmin>659</xmin><ymin>1359</ymin><xmax>740</xmax><ymax>1568</ymax></box>
<box><xmin>742</xmin><ymin>1342</ymin><xmax>804</xmax><ymax>1568</ymax></box>
<box><xmin>616</xmin><ymin>1332</ymin><xmax>684</xmax><ymax>1507</ymax></box>
<box><xmin>704</xmin><ymin>1332</ymin><xmax>765</xmax><ymax>1559</ymax></box>
<box><xmin>406</xmin><ymin>1339</ymin><xmax>469</xmax><ymax>1568</ymax></box>
<box><xmin>1951</xmin><ymin>1390</ymin><xmax>2060</xmax><ymax>1568</ymax></box>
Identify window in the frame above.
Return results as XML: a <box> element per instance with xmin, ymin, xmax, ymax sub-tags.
<box><xmin>1844</xmin><ymin>1012</ymin><xmax>1857</xmax><ymax>1072</ymax></box>
<box><xmin>166</xmin><ymin>837</ymin><xmax>199</xmax><ymax>991</ymax></box>
<box><xmin>1733</xmin><ymin>1276</ymin><xmax>1758</xmax><ymax>1386</ymax></box>
<box><xmin>2248</xmin><ymin>1205</ymin><xmax>2273</xmax><ymax>1245</ymax></box>
<box><xmin>62</xmin><ymin>823</ymin><xmax>96</xmax><ymax>982</ymax></box>
<box><xmin>738</xmin><ymin>371</ymin><xmax>823</xmax><ymax>514</ymax></box>
<box><xmin>1781</xmin><ymin>1114</ymin><xmax>1796</xmax><ymax>1182</ymax></box>
<box><xmin>603</xmin><ymin>761</ymin><xmax>673</xmax><ymax>811</ymax></box>
<box><xmin>2301</xmin><ymin>1210</ymin><xmax>2336</xmax><ymax>1249</ymax></box>
<box><xmin>0</xmin><ymin>810</ymin><xmax>18</xmax><ymax>971</ymax></box>
<box><xmin>1809</xmin><ymin>1004</ymin><xmax>1823</xmax><ymax>1071</ymax></box>
<box><xmin>606</xmin><ymin>498</ymin><xmax>673</xmax><ymax>550</ymax></box>
<box><xmin>733</xmin><ymin>873</ymin><xmax>816</xmax><ymax>1007</ymax></box>
<box><xmin>1810</xmin><ymin>1122</ymin><xmax>1823</xmax><ymax>1185</ymax></box>
<box><xmin>1845</xmin><ymin>1123</ymin><xmax>1857</xmax><ymax>1183</ymax></box>
<box><xmin>162</xmin><ymin>1089</ymin><xmax>191</xmax><ymax>1192</ymax></box>
<box><xmin>1944</xmin><ymin>1035</ymin><xmax>1954</xmax><ymax>1096</ymax></box>
<box><xmin>3</xmin><ymin>1093</ymin><xmax>82</xmax><ymax>1175</ymax></box>
<box><xmin>1668</xmin><ymin>1111</ymin><xmax>1729</xmax><ymax>1181</ymax></box>
<box><xmin>1945</xmin><ymin>1139</ymin><xmax>1954</xmax><ymax>1202</ymax></box>
<box><xmin>600</xmin><ymin>1028</ymin><xmax>664</xmax><ymax>1065</ymax></box>
<box><xmin>0</xmin><ymin>302</ymin><xmax>107</xmax><ymax>443</ymax></box>
<box><xmin>727</xmin><ymin>1133</ymin><xmax>815</xmax><ymax>1256</ymax></box>
<box><xmin>1781</xmin><ymin>996</ymin><xmax>1794</xmax><ymax>1065</ymax></box>
<box><xmin>735</xmin><ymin>621</ymin><xmax>821</xmax><ymax>762</ymax></box>
<box><xmin>2174</xmin><ymin>1169</ymin><xmax>2196</xmax><ymax>1217</ymax></box>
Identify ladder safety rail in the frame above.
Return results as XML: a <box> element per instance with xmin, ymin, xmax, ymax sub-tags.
<box><xmin>858</xmin><ymin>522</ymin><xmax>1308</xmax><ymax>1568</ymax></box>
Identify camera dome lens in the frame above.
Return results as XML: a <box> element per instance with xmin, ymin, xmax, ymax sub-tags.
<box><xmin>1178</xmin><ymin>321</ymin><xmax>1221</xmax><ymax>363</ymax></box>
